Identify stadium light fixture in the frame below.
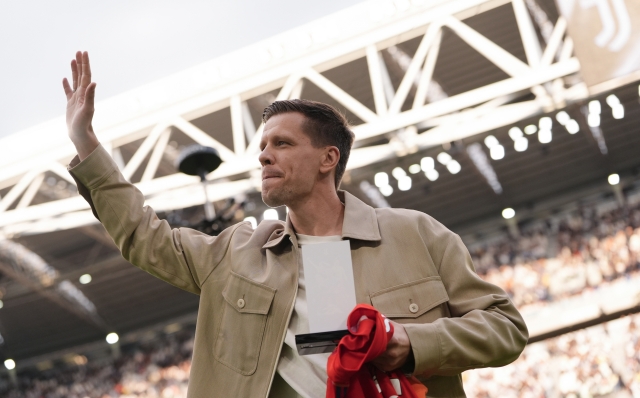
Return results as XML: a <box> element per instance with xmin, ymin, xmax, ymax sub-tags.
<box><xmin>425</xmin><ymin>169</ymin><xmax>439</xmax><ymax>181</ymax></box>
<box><xmin>79</xmin><ymin>274</ymin><xmax>92</xmax><ymax>285</ymax></box>
<box><xmin>605</xmin><ymin>94</ymin><xmax>620</xmax><ymax>108</ymax></box>
<box><xmin>263</xmin><ymin>209</ymin><xmax>279</xmax><ymax>220</ymax></box>
<box><xmin>379</xmin><ymin>184</ymin><xmax>393</xmax><ymax>196</ymax></box>
<box><xmin>514</xmin><ymin>137</ymin><xmax>528</xmax><ymax>152</ymax></box>
<box><xmin>446</xmin><ymin>160</ymin><xmax>461</xmax><ymax>174</ymax></box>
<box><xmin>4</xmin><ymin>359</ymin><xmax>15</xmax><ymax>370</ymax></box>
<box><xmin>502</xmin><ymin>208</ymin><xmax>515</xmax><ymax>219</ymax></box>
<box><xmin>420</xmin><ymin>157</ymin><xmax>435</xmax><ymax>171</ymax></box>
<box><xmin>508</xmin><ymin>127</ymin><xmax>523</xmax><ymax>141</ymax></box>
<box><xmin>436</xmin><ymin>152</ymin><xmax>452</xmax><ymax>165</ymax></box>
<box><xmin>106</xmin><ymin>333</ymin><xmax>119</xmax><ymax>345</ymax></box>
<box><xmin>374</xmin><ymin>172</ymin><xmax>389</xmax><ymax>187</ymax></box>
<box><xmin>243</xmin><ymin>216</ymin><xmax>257</xmax><ymax>229</ymax></box>
<box><xmin>565</xmin><ymin>119</ymin><xmax>580</xmax><ymax>134</ymax></box>
<box><xmin>524</xmin><ymin>125</ymin><xmax>537</xmax><ymax>135</ymax></box>
<box><xmin>588</xmin><ymin>100</ymin><xmax>601</xmax><ymax>115</ymax></box>
<box><xmin>398</xmin><ymin>176</ymin><xmax>412</xmax><ymax>191</ymax></box>
<box><xmin>490</xmin><ymin>145</ymin><xmax>505</xmax><ymax>160</ymax></box>
<box><xmin>587</xmin><ymin>114</ymin><xmax>600</xmax><ymax>127</ymax></box>
<box><xmin>484</xmin><ymin>135</ymin><xmax>499</xmax><ymax>148</ymax></box>
<box><xmin>608</xmin><ymin>173</ymin><xmax>620</xmax><ymax>185</ymax></box>
<box><xmin>555</xmin><ymin>111</ymin><xmax>570</xmax><ymax>125</ymax></box>
<box><xmin>539</xmin><ymin>117</ymin><xmax>552</xmax><ymax>130</ymax></box>
<box><xmin>538</xmin><ymin>129</ymin><xmax>552</xmax><ymax>144</ymax></box>
<box><xmin>392</xmin><ymin>167</ymin><xmax>406</xmax><ymax>180</ymax></box>
<box><xmin>408</xmin><ymin>164</ymin><xmax>421</xmax><ymax>174</ymax></box>
<box><xmin>612</xmin><ymin>105</ymin><xmax>624</xmax><ymax>119</ymax></box>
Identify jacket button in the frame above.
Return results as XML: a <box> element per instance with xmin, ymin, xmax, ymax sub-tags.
<box><xmin>409</xmin><ymin>303</ymin><xmax>419</xmax><ymax>313</ymax></box>
<box><xmin>237</xmin><ymin>298</ymin><xmax>246</xmax><ymax>309</ymax></box>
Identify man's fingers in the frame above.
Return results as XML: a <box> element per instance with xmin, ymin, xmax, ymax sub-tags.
<box><xmin>75</xmin><ymin>51</ymin><xmax>83</xmax><ymax>88</ymax></box>
<box><xmin>84</xmin><ymin>82</ymin><xmax>97</xmax><ymax>109</ymax></box>
<box><xmin>62</xmin><ymin>78</ymin><xmax>73</xmax><ymax>100</ymax></box>
<box><xmin>71</xmin><ymin>59</ymin><xmax>78</xmax><ymax>91</ymax></box>
<box><xmin>80</xmin><ymin>51</ymin><xmax>92</xmax><ymax>88</ymax></box>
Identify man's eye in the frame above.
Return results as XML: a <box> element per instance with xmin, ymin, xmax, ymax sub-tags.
<box><xmin>277</xmin><ymin>141</ymin><xmax>287</xmax><ymax>146</ymax></box>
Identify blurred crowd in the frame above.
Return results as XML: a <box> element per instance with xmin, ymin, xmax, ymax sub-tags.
<box><xmin>470</xmin><ymin>201</ymin><xmax>640</xmax><ymax>308</ymax></box>
<box><xmin>463</xmin><ymin>312</ymin><xmax>640</xmax><ymax>398</ymax></box>
<box><xmin>1</xmin><ymin>326</ymin><xmax>194</xmax><ymax>398</ymax></box>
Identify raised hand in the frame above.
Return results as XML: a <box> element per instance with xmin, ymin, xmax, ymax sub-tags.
<box><xmin>62</xmin><ymin>51</ymin><xmax>100</xmax><ymax>160</ymax></box>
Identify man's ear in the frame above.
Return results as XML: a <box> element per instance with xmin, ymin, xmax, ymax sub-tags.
<box><xmin>319</xmin><ymin>146</ymin><xmax>340</xmax><ymax>174</ymax></box>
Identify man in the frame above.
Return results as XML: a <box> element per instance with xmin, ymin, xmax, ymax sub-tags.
<box><xmin>64</xmin><ymin>51</ymin><xmax>528</xmax><ymax>397</ymax></box>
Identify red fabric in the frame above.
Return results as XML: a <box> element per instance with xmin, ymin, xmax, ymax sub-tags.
<box><xmin>326</xmin><ymin>304</ymin><xmax>426</xmax><ymax>398</ymax></box>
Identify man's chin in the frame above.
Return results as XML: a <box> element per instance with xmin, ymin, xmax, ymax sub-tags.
<box><xmin>261</xmin><ymin>190</ymin><xmax>285</xmax><ymax>208</ymax></box>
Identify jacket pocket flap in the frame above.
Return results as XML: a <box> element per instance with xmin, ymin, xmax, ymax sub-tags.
<box><xmin>222</xmin><ymin>273</ymin><xmax>276</xmax><ymax>315</ymax></box>
<box><xmin>370</xmin><ymin>277</ymin><xmax>449</xmax><ymax>319</ymax></box>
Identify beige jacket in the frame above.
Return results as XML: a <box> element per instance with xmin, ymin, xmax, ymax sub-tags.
<box><xmin>69</xmin><ymin>144</ymin><xmax>528</xmax><ymax>398</ymax></box>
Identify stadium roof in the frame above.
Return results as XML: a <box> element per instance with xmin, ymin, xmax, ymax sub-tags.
<box><xmin>1</xmin><ymin>0</ymin><xmax>639</xmax><ymax>365</ymax></box>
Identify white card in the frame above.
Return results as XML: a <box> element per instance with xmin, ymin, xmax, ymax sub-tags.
<box><xmin>301</xmin><ymin>240</ymin><xmax>356</xmax><ymax>333</ymax></box>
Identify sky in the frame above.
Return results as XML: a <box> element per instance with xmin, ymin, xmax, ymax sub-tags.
<box><xmin>0</xmin><ymin>0</ymin><xmax>363</xmax><ymax>139</ymax></box>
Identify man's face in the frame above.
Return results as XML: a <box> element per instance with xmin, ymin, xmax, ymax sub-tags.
<box><xmin>259</xmin><ymin>112</ymin><xmax>325</xmax><ymax>208</ymax></box>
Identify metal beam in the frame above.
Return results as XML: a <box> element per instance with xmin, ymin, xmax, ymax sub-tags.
<box><xmin>0</xmin><ymin>240</ymin><xmax>109</xmax><ymax>331</ymax></box>
<box><xmin>0</xmin><ymin>0</ymin><xmax>592</xmax><ymax>235</ymax></box>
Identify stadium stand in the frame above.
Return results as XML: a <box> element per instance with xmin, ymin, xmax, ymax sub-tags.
<box><xmin>2</xmin><ymin>189</ymin><xmax>640</xmax><ymax>397</ymax></box>
<box><xmin>0</xmin><ymin>326</ymin><xmax>194</xmax><ymax>398</ymax></box>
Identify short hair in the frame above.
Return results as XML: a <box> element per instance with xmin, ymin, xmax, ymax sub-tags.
<box><xmin>262</xmin><ymin>99</ymin><xmax>355</xmax><ymax>189</ymax></box>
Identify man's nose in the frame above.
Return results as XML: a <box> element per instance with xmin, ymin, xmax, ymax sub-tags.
<box><xmin>259</xmin><ymin>146</ymin><xmax>274</xmax><ymax>166</ymax></box>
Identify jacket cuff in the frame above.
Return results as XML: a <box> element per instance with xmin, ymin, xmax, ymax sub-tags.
<box><xmin>403</xmin><ymin>322</ymin><xmax>441</xmax><ymax>375</ymax></box>
<box><xmin>67</xmin><ymin>144</ymin><xmax>118</xmax><ymax>189</ymax></box>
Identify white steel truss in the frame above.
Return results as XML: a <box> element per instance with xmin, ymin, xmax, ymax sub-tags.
<box><xmin>0</xmin><ymin>0</ymin><xmax>591</xmax><ymax>236</ymax></box>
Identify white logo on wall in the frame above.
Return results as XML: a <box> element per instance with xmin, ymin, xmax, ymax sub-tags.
<box><xmin>580</xmin><ymin>0</ymin><xmax>631</xmax><ymax>51</ymax></box>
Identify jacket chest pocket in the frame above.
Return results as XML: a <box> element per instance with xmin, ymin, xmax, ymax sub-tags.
<box><xmin>214</xmin><ymin>272</ymin><xmax>276</xmax><ymax>375</ymax></box>
<box><xmin>370</xmin><ymin>277</ymin><xmax>449</xmax><ymax>322</ymax></box>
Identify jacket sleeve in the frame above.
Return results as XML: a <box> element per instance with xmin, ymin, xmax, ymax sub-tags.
<box><xmin>403</xmin><ymin>231</ymin><xmax>529</xmax><ymax>376</ymax></box>
<box><xmin>68</xmin><ymin>144</ymin><xmax>238</xmax><ymax>295</ymax></box>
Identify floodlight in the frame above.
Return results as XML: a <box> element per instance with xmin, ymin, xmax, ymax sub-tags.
<box><xmin>379</xmin><ymin>185</ymin><xmax>393</xmax><ymax>196</ymax></box>
<box><xmin>524</xmin><ymin>125</ymin><xmax>537</xmax><ymax>135</ymax></box>
<box><xmin>555</xmin><ymin>111</ymin><xmax>570</xmax><ymax>125</ymax></box>
<box><xmin>408</xmin><ymin>164</ymin><xmax>421</xmax><ymax>174</ymax></box>
<box><xmin>490</xmin><ymin>145</ymin><xmax>505</xmax><ymax>160</ymax></box>
<box><xmin>398</xmin><ymin>176</ymin><xmax>412</xmax><ymax>191</ymax></box>
<box><xmin>539</xmin><ymin>117</ymin><xmax>552</xmax><ymax>130</ymax></box>
<box><xmin>502</xmin><ymin>208</ymin><xmax>515</xmax><ymax>219</ymax></box>
<box><xmin>612</xmin><ymin>105</ymin><xmax>624</xmax><ymax>119</ymax></box>
<box><xmin>514</xmin><ymin>137</ymin><xmax>528</xmax><ymax>152</ymax></box>
<box><xmin>605</xmin><ymin>94</ymin><xmax>620</xmax><ymax>107</ymax></box>
<box><xmin>608</xmin><ymin>174</ymin><xmax>620</xmax><ymax>185</ymax></box>
<box><xmin>425</xmin><ymin>169</ymin><xmax>439</xmax><ymax>181</ymax></box>
<box><xmin>4</xmin><ymin>360</ymin><xmax>15</xmax><ymax>370</ymax></box>
<box><xmin>565</xmin><ymin>119</ymin><xmax>579</xmax><ymax>134</ymax></box>
<box><xmin>538</xmin><ymin>129</ymin><xmax>552</xmax><ymax>144</ymax></box>
<box><xmin>420</xmin><ymin>157</ymin><xmax>435</xmax><ymax>171</ymax></box>
<box><xmin>446</xmin><ymin>160</ymin><xmax>461</xmax><ymax>174</ymax></box>
<box><xmin>392</xmin><ymin>167</ymin><xmax>406</xmax><ymax>180</ymax></box>
<box><xmin>508</xmin><ymin>127</ymin><xmax>523</xmax><ymax>141</ymax></box>
<box><xmin>106</xmin><ymin>333</ymin><xmax>119</xmax><ymax>345</ymax></box>
<box><xmin>243</xmin><ymin>217</ymin><xmax>257</xmax><ymax>229</ymax></box>
<box><xmin>263</xmin><ymin>209</ymin><xmax>279</xmax><ymax>220</ymax></box>
<box><xmin>437</xmin><ymin>152</ymin><xmax>452</xmax><ymax>165</ymax></box>
<box><xmin>374</xmin><ymin>172</ymin><xmax>389</xmax><ymax>187</ymax></box>
<box><xmin>484</xmin><ymin>135</ymin><xmax>499</xmax><ymax>148</ymax></box>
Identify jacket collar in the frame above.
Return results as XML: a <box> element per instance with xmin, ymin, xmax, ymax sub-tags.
<box><xmin>261</xmin><ymin>190</ymin><xmax>381</xmax><ymax>249</ymax></box>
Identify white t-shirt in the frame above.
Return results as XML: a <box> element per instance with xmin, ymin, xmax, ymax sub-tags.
<box><xmin>268</xmin><ymin>234</ymin><xmax>343</xmax><ymax>398</ymax></box>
